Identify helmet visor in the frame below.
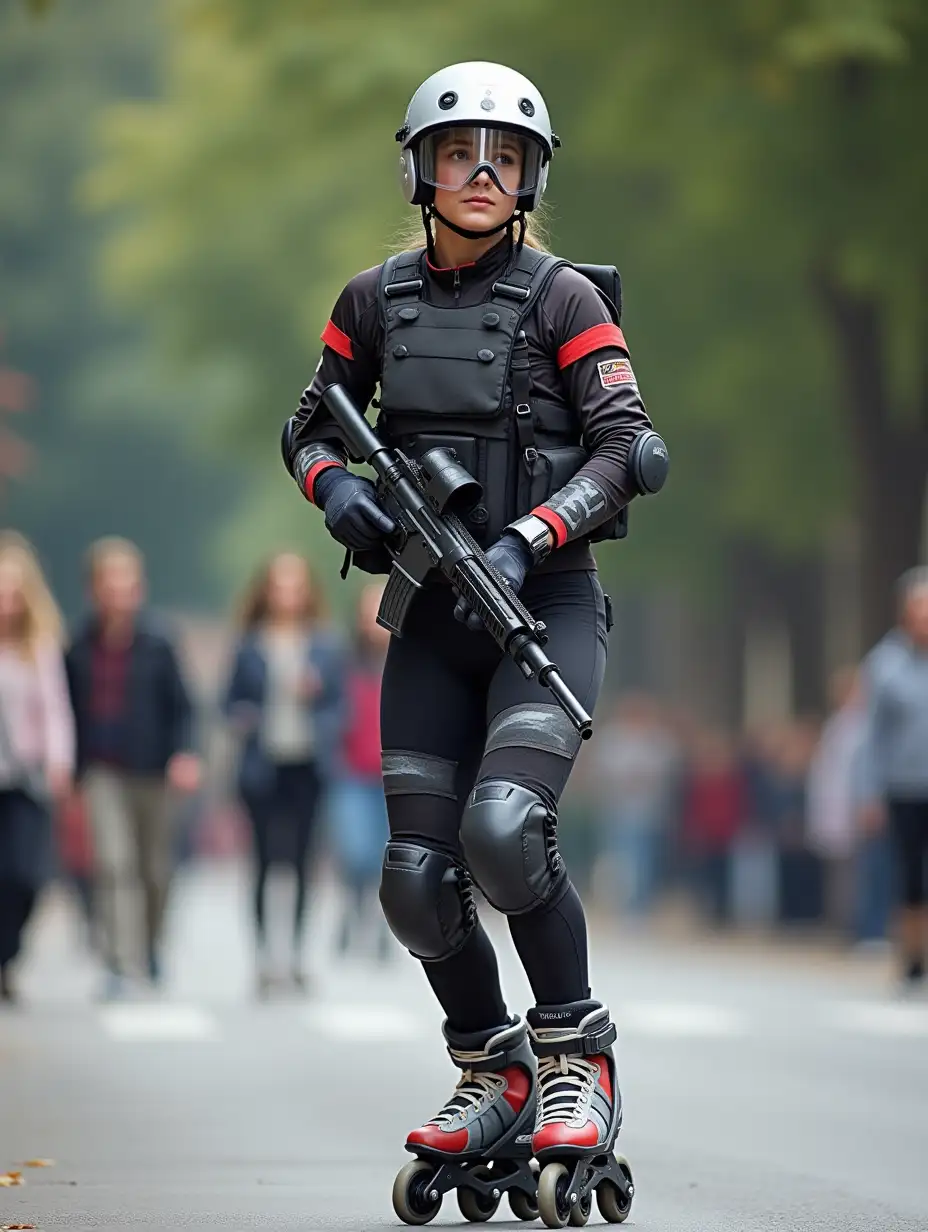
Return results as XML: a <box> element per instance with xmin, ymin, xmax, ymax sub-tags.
<box><xmin>416</xmin><ymin>126</ymin><xmax>546</xmax><ymax>197</ymax></box>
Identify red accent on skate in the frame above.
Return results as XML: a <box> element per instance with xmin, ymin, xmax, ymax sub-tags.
<box><xmin>407</xmin><ymin>1124</ymin><xmax>469</xmax><ymax>1153</ymax></box>
<box><xmin>502</xmin><ymin>1066</ymin><xmax>530</xmax><ymax>1114</ymax></box>
<box><xmin>593</xmin><ymin>1055</ymin><xmax>612</xmax><ymax>1102</ymax></box>
<box><xmin>533</xmin><ymin>1120</ymin><xmax>599</xmax><ymax>1151</ymax></box>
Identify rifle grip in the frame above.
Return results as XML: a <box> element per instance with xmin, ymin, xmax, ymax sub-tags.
<box><xmin>376</xmin><ymin>565</ymin><xmax>421</xmax><ymax>637</ymax></box>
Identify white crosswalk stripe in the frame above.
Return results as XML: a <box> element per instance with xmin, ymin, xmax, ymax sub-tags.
<box><xmin>99</xmin><ymin>1004</ymin><xmax>220</xmax><ymax>1042</ymax></box>
<box><xmin>301</xmin><ymin>1001</ymin><xmax>431</xmax><ymax>1042</ymax></box>
<box><xmin>619</xmin><ymin>1001</ymin><xmax>748</xmax><ymax>1038</ymax></box>
<box><xmin>831</xmin><ymin>1001</ymin><xmax>928</xmax><ymax>1038</ymax></box>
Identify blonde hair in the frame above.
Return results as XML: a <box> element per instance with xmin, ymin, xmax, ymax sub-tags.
<box><xmin>85</xmin><ymin>535</ymin><xmax>145</xmax><ymax>584</ymax></box>
<box><xmin>392</xmin><ymin>203</ymin><xmax>553</xmax><ymax>255</ymax></box>
<box><xmin>237</xmin><ymin>552</ymin><xmax>326</xmax><ymax>631</ymax></box>
<box><xmin>0</xmin><ymin>531</ymin><xmax>63</xmax><ymax>656</ymax></box>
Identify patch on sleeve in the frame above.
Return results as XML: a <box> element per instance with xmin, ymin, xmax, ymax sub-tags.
<box><xmin>597</xmin><ymin>358</ymin><xmax>636</xmax><ymax>389</ymax></box>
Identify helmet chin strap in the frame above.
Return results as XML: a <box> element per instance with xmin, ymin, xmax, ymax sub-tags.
<box><xmin>429</xmin><ymin>203</ymin><xmax>514</xmax><ymax>241</ymax></box>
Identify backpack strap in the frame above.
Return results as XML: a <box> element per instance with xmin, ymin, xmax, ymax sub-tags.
<box><xmin>497</xmin><ymin>250</ymin><xmax>571</xmax><ymax>497</ymax></box>
<box><xmin>377</xmin><ymin>249</ymin><xmax>426</xmax><ymax>326</ymax></box>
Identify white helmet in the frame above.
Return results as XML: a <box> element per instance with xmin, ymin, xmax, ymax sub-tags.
<box><xmin>396</xmin><ymin>61</ymin><xmax>559</xmax><ymax>213</ymax></box>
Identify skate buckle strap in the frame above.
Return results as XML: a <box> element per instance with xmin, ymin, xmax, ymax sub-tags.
<box><xmin>448</xmin><ymin>1044</ymin><xmax>509</xmax><ymax>1072</ymax></box>
<box><xmin>531</xmin><ymin>1021</ymin><xmax>617</xmax><ymax>1059</ymax></box>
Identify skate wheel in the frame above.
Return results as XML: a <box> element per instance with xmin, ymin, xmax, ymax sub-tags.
<box><xmin>569</xmin><ymin>1191</ymin><xmax>592</xmax><ymax>1226</ymax></box>
<box><xmin>457</xmin><ymin>1165</ymin><xmax>501</xmax><ymax>1222</ymax></box>
<box><xmin>537</xmin><ymin>1161</ymin><xmax>572</xmax><ymax>1229</ymax></box>
<box><xmin>509</xmin><ymin>1187</ymin><xmax>540</xmax><ymax>1221</ymax></box>
<box><xmin>392</xmin><ymin>1159</ymin><xmax>442</xmax><ymax>1226</ymax></box>
<box><xmin>596</xmin><ymin>1155</ymin><xmax>634</xmax><ymax>1224</ymax></box>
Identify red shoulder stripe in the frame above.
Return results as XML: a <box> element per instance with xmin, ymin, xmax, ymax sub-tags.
<box><xmin>321</xmin><ymin>319</ymin><xmax>354</xmax><ymax>361</ymax></box>
<box><xmin>557</xmin><ymin>323</ymin><xmax>627</xmax><ymax>370</ymax></box>
<box><xmin>532</xmin><ymin>505</ymin><xmax>569</xmax><ymax>550</ymax></box>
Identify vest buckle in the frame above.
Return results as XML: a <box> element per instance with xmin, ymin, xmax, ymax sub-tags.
<box><xmin>491</xmin><ymin>280</ymin><xmax>531</xmax><ymax>302</ymax></box>
<box><xmin>384</xmin><ymin>278</ymin><xmax>424</xmax><ymax>298</ymax></box>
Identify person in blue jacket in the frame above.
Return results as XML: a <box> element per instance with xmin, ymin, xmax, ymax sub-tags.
<box><xmin>224</xmin><ymin>552</ymin><xmax>344</xmax><ymax>995</ymax></box>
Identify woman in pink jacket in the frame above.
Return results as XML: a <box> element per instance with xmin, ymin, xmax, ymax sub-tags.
<box><xmin>0</xmin><ymin>534</ymin><xmax>75</xmax><ymax>1003</ymax></box>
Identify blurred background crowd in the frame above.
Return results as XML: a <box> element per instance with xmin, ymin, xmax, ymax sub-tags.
<box><xmin>1</xmin><ymin>0</ymin><xmax>927</xmax><ymax>1003</ymax></box>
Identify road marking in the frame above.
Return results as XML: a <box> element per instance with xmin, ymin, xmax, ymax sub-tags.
<box><xmin>99</xmin><ymin>1004</ymin><xmax>219</xmax><ymax>1042</ymax></box>
<box><xmin>302</xmin><ymin>1002</ymin><xmax>431</xmax><ymax>1042</ymax></box>
<box><xmin>832</xmin><ymin>1001</ymin><xmax>928</xmax><ymax>1038</ymax></box>
<box><xmin>620</xmin><ymin>1002</ymin><xmax>747</xmax><ymax>1038</ymax></box>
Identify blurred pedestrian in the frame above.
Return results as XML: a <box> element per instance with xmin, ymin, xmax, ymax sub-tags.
<box><xmin>859</xmin><ymin>567</ymin><xmax>928</xmax><ymax>988</ymax></box>
<box><xmin>223</xmin><ymin>552</ymin><xmax>344</xmax><ymax>996</ymax></box>
<box><xmin>65</xmin><ymin>537</ymin><xmax>201</xmax><ymax>1000</ymax></box>
<box><xmin>772</xmin><ymin>719</ymin><xmax>823</xmax><ymax>927</ymax></box>
<box><xmin>329</xmin><ymin>582</ymin><xmax>392</xmax><ymax>960</ymax></box>
<box><xmin>806</xmin><ymin>667</ymin><xmax>866</xmax><ymax>938</ymax></box>
<box><xmin>591</xmin><ymin>693</ymin><xmax>678</xmax><ymax>918</ymax></box>
<box><xmin>682</xmin><ymin>729</ymin><xmax>745</xmax><ymax>926</ymax></box>
<box><xmin>0</xmin><ymin>535</ymin><xmax>74</xmax><ymax>1003</ymax></box>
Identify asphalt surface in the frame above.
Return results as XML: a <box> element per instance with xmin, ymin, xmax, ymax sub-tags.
<box><xmin>1</xmin><ymin>862</ymin><xmax>927</xmax><ymax>1230</ymax></box>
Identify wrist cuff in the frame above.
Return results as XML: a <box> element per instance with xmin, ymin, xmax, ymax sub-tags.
<box><xmin>304</xmin><ymin>459</ymin><xmax>343</xmax><ymax>505</ymax></box>
<box><xmin>505</xmin><ymin>514</ymin><xmax>554</xmax><ymax>567</ymax></box>
<box><xmin>530</xmin><ymin>506</ymin><xmax>568</xmax><ymax>550</ymax></box>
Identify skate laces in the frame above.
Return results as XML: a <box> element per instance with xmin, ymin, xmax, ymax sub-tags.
<box><xmin>429</xmin><ymin>1066</ymin><xmax>506</xmax><ymax>1127</ymax></box>
<box><xmin>535</xmin><ymin>1054</ymin><xmax>601</xmax><ymax>1128</ymax></box>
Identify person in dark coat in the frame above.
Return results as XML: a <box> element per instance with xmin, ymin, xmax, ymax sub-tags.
<box><xmin>65</xmin><ymin>537</ymin><xmax>201</xmax><ymax>1000</ymax></box>
<box><xmin>223</xmin><ymin>552</ymin><xmax>345</xmax><ymax>995</ymax></box>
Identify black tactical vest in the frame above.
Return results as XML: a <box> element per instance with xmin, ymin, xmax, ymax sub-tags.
<box><xmin>375</xmin><ymin>245</ymin><xmax>624</xmax><ymax>546</ymax></box>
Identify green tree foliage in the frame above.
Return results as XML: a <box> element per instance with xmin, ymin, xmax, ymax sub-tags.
<box><xmin>0</xmin><ymin>0</ymin><xmax>242</xmax><ymax>618</ymax></box>
<box><xmin>89</xmin><ymin>0</ymin><xmax>927</xmax><ymax>639</ymax></box>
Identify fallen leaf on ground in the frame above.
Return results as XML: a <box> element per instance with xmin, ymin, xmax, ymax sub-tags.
<box><xmin>0</xmin><ymin>1173</ymin><xmax>23</xmax><ymax>1188</ymax></box>
<box><xmin>21</xmin><ymin>1160</ymin><xmax>53</xmax><ymax>1169</ymax></box>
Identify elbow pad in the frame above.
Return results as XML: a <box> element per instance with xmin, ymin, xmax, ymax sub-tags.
<box><xmin>628</xmin><ymin>430</ymin><xmax>669</xmax><ymax>495</ymax></box>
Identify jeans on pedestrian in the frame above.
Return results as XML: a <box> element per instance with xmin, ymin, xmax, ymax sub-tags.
<box><xmin>611</xmin><ymin>817</ymin><xmax>662</xmax><ymax>916</ymax></box>
<box><xmin>854</xmin><ymin>830</ymin><xmax>895</xmax><ymax>942</ymax></box>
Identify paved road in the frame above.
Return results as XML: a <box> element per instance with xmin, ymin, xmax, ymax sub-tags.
<box><xmin>1</xmin><ymin>862</ymin><xmax>926</xmax><ymax>1230</ymax></box>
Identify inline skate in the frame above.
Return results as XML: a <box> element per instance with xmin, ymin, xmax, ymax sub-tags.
<box><xmin>527</xmin><ymin>999</ymin><xmax>634</xmax><ymax>1228</ymax></box>
<box><xmin>391</xmin><ymin>1016</ymin><xmax>540</xmax><ymax>1224</ymax></box>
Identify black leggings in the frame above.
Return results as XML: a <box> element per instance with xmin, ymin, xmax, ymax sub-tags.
<box><xmin>0</xmin><ymin>789</ymin><xmax>49</xmax><ymax>969</ymax></box>
<box><xmin>244</xmin><ymin>761</ymin><xmax>323</xmax><ymax>945</ymax></box>
<box><xmin>889</xmin><ymin>798</ymin><xmax>928</xmax><ymax>908</ymax></box>
<box><xmin>381</xmin><ymin>569</ymin><xmax>608</xmax><ymax>1032</ymax></box>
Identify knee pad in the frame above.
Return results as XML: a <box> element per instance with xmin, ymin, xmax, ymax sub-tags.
<box><xmin>379</xmin><ymin>841</ymin><xmax>476</xmax><ymax>961</ymax></box>
<box><xmin>461</xmin><ymin>781</ymin><xmax>564</xmax><ymax>915</ymax></box>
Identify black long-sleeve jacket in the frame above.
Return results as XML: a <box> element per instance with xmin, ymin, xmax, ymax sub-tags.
<box><xmin>284</xmin><ymin>237</ymin><xmax>653</xmax><ymax>572</ymax></box>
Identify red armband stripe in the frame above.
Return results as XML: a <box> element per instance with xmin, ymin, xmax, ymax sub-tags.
<box><xmin>321</xmin><ymin>319</ymin><xmax>354</xmax><ymax>361</ymax></box>
<box><xmin>304</xmin><ymin>459</ymin><xmax>343</xmax><ymax>505</ymax></box>
<box><xmin>532</xmin><ymin>505</ymin><xmax>569</xmax><ymax>549</ymax></box>
<box><xmin>557</xmin><ymin>323</ymin><xmax>627</xmax><ymax>370</ymax></box>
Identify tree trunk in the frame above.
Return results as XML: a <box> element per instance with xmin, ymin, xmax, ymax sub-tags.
<box><xmin>813</xmin><ymin>274</ymin><xmax>928</xmax><ymax>652</ymax></box>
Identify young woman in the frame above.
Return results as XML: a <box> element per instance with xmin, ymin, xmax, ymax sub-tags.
<box><xmin>224</xmin><ymin>552</ymin><xmax>344</xmax><ymax>995</ymax></box>
<box><xmin>0</xmin><ymin>535</ymin><xmax>74</xmax><ymax>1003</ymax></box>
<box><xmin>282</xmin><ymin>63</ymin><xmax>664</xmax><ymax>1225</ymax></box>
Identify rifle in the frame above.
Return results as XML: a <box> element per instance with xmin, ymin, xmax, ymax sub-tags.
<box><xmin>321</xmin><ymin>383</ymin><xmax>593</xmax><ymax>740</ymax></box>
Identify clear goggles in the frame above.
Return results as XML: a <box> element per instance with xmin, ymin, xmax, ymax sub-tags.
<box><xmin>415</xmin><ymin>125</ymin><xmax>547</xmax><ymax>197</ymax></box>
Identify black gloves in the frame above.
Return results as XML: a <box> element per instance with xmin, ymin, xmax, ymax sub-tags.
<box><xmin>453</xmin><ymin>532</ymin><xmax>533</xmax><ymax>632</ymax></box>
<box><xmin>314</xmin><ymin>468</ymin><xmax>396</xmax><ymax>552</ymax></box>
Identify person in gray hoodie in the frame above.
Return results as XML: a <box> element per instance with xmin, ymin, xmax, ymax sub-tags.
<box><xmin>860</xmin><ymin>567</ymin><xmax>928</xmax><ymax>986</ymax></box>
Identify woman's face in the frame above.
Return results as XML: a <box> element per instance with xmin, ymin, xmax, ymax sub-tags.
<box><xmin>0</xmin><ymin>559</ymin><xmax>26</xmax><ymax>632</ymax></box>
<box><xmin>431</xmin><ymin>131</ymin><xmax>521</xmax><ymax>237</ymax></box>
<box><xmin>265</xmin><ymin>554</ymin><xmax>311</xmax><ymax>622</ymax></box>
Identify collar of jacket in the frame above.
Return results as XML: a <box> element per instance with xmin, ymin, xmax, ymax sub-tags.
<box><xmin>423</xmin><ymin>235</ymin><xmax>514</xmax><ymax>291</ymax></box>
